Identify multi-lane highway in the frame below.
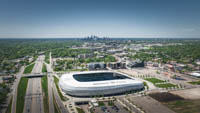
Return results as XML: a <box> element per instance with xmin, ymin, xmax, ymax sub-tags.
<box><xmin>11</xmin><ymin>53</ymin><xmax>69</xmax><ymax>113</ymax></box>
<box><xmin>11</xmin><ymin>67</ymin><xmax>24</xmax><ymax>113</ymax></box>
<box><xmin>23</xmin><ymin>55</ymin><xmax>45</xmax><ymax>113</ymax></box>
<box><xmin>46</xmin><ymin>52</ymin><xmax>55</xmax><ymax>113</ymax></box>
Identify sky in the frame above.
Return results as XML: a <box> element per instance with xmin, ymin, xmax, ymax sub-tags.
<box><xmin>0</xmin><ymin>0</ymin><xmax>200</xmax><ymax>38</ymax></box>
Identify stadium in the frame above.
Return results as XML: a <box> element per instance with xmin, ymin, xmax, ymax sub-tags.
<box><xmin>59</xmin><ymin>71</ymin><xmax>144</xmax><ymax>97</ymax></box>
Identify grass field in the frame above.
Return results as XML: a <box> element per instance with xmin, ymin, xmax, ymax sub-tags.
<box><xmin>6</xmin><ymin>97</ymin><xmax>12</xmax><ymax>113</ymax></box>
<box><xmin>16</xmin><ymin>77</ymin><xmax>28</xmax><ymax>113</ymax></box>
<box><xmin>76</xmin><ymin>107</ymin><xmax>85</xmax><ymax>113</ymax></box>
<box><xmin>53</xmin><ymin>76</ymin><xmax>67</xmax><ymax>101</ymax></box>
<box><xmin>42</xmin><ymin>64</ymin><xmax>47</xmax><ymax>73</ymax></box>
<box><xmin>24</xmin><ymin>63</ymin><xmax>35</xmax><ymax>74</ymax></box>
<box><xmin>144</xmin><ymin>78</ymin><xmax>165</xmax><ymax>84</ymax></box>
<box><xmin>165</xmin><ymin>99</ymin><xmax>200</xmax><ymax>113</ymax></box>
<box><xmin>156</xmin><ymin>83</ymin><xmax>177</xmax><ymax>88</ymax></box>
<box><xmin>41</xmin><ymin>75</ymin><xmax>49</xmax><ymax>113</ymax></box>
<box><xmin>144</xmin><ymin>78</ymin><xmax>176</xmax><ymax>88</ymax></box>
<box><xmin>188</xmin><ymin>81</ymin><xmax>200</xmax><ymax>85</ymax></box>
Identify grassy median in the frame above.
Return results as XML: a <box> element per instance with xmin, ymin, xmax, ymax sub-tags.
<box><xmin>41</xmin><ymin>75</ymin><xmax>49</xmax><ymax>113</ymax></box>
<box><xmin>23</xmin><ymin>63</ymin><xmax>35</xmax><ymax>74</ymax></box>
<box><xmin>16</xmin><ymin>77</ymin><xmax>28</xmax><ymax>113</ymax></box>
<box><xmin>6</xmin><ymin>97</ymin><xmax>12</xmax><ymax>113</ymax></box>
<box><xmin>53</xmin><ymin>76</ymin><xmax>67</xmax><ymax>101</ymax></box>
<box><xmin>45</xmin><ymin>52</ymin><xmax>50</xmax><ymax>64</ymax></box>
<box><xmin>42</xmin><ymin>64</ymin><xmax>47</xmax><ymax>73</ymax></box>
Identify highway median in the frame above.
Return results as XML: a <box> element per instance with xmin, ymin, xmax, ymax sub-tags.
<box><xmin>16</xmin><ymin>77</ymin><xmax>28</xmax><ymax>113</ymax></box>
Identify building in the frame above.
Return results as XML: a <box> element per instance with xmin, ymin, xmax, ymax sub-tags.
<box><xmin>78</xmin><ymin>53</ymin><xmax>94</xmax><ymax>59</ymax></box>
<box><xmin>87</xmin><ymin>62</ymin><xmax>106</xmax><ymax>71</ymax></box>
<box><xmin>127</xmin><ymin>60</ymin><xmax>144</xmax><ymax>68</ymax></box>
<box><xmin>59</xmin><ymin>71</ymin><xmax>144</xmax><ymax>97</ymax></box>
<box><xmin>108</xmin><ymin>62</ymin><xmax>126</xmax><ymax>69</ymax></box>
<box><xmin>188</xmin><ymin>72</ymin><xmax>200</xmax><ymax>78</ymax></box>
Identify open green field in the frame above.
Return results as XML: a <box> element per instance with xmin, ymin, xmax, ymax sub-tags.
<box><xmin>165</xmin><ymin>99</ymin><xmax>200</xmax><ymax>113</ymax></box>
<box><xmin>41</xmin><ymin>75</ymin><xmax>49</xmax><ymax>113</ymax></box>
<box><xmin>156</xmin><ymin>83</ymin><xmax>177</xmax><ymax>88</ymax></box>
<box><xmin>16</xmin><ymin>77</ymin><xmax>28</xmax><ymax>113</ymax></box>
<box><xmin>144</xmin><ymin>78</ymin><xmax>165</xmax><ymax>84</ymax></box>
<box><xmin>188</xmin><ymin>81</ymin><xmax>200</xmax><ymax>85</ymax></box>
<box><xmin>76</xmin><ymin>107</ymin><xmax>85</xmax><ymax>113</ymax></box>
<box><xmin>6</xmin><ymin>97</ymin><xmax>12</xmax><ymax>113</ymax></box>
<box><xmin>42</xmin><ymin>64</ymin><xmax>47</xmax><ymax>72</ymax></box>
<box><xmin>53</xmin><ymin>76</ymin><xmax>67</xmax><ymax>101</ymax></box>
<box><xmin>24</xmin><ymin>63</ymin><xmax>35</xmax><ymax>74</ymax></box>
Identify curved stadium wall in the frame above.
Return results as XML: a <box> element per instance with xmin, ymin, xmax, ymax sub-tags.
<box><xmin>59</xmin><ymin>71</ymin><xmax>144</xmax><ymax>97</ymax></box>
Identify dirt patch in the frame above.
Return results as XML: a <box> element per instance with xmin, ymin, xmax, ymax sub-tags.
<box><xmin>149</xmin><ymin>92</ymin><xmax>184</xmax><ymax>102</ymax></box>
<box><xmin>170</xmin><ymin>88</ymin><xmax>200</xmax><ymax>99</ymax></box>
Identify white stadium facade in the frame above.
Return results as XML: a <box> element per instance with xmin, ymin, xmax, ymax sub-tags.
<box><xmin>59</xmin><ymin>71</ymin><xmax>144</xmax><ymax>97</ymax></box>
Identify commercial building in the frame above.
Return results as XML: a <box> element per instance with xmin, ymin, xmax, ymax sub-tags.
<box><xmin>127</xmin><ymin>60</ymin><xmax>144</xmax><ymax>68</ymax></box>
<box><xmin>87</xmin><ymin>62</ymin><xmax>106</xmax><ymax>71</ymax></box>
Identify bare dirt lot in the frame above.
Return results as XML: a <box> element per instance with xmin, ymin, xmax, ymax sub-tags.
<box><xmin>170</xmin><ymin>88</ymin><xmax>200</xmax><ymax>99</ymax></box>
<box><xmin>148</xmin><ymin>92</ymin><xmax>200</xmax><ymax>113</ymax></box>
<box><xmin>128</xmin><ymin>96</ymin><xmax>175</xmax><ymax>113</ymax></box>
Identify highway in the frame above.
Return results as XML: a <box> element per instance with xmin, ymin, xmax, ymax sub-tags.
<box><xmin>11</xmin><ymin>66</ymin><xmax>24</xmax><ymax>113</ymax></box>
<box><xmin>23</xmin><ymin>55</ymin><xmax>45</xmax><ymax>113</ymax></box>
<box><xmin>46</xmin><ymin>52</ymin><xmax>55</xmax><ymax>113</ymax></box>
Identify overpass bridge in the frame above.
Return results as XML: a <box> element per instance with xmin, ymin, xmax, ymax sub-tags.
<box><xmin>22</xmin><ymin>73</ymin><xmax>46</xmax><ymax>78</ymax></box>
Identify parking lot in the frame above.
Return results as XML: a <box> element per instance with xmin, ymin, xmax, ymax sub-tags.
<box><xmin>93</xmin><ymin>101</ymin><xmax>129</xmax><ymax>113</ymax></box>
<box><xmin>77</xmin><ymin>100</ymin><xmax>128</xmax><ymax>113</ymax></box>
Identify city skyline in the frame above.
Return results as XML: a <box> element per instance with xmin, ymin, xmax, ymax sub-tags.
<box><xmin>0</xmin><ymin>0</ymin><xmax>200</xmax><ymax>38</ymax></box>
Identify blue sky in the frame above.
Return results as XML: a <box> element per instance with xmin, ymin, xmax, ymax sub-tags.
<box><xmin>0</xmin><ymin>0</ymin><xmax>200</xmax><ymax>38</ymax></box>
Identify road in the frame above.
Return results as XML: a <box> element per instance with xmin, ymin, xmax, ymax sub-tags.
<box><xmin>46</xmin><ymin>52</ymin><xmax>55</xmax><ymax>113</ymax></box>
<box><xmin>11</xmin><ymin>66</ymin><xmax>24</xmax><ymax>113</ymax></box>
<box><xmin>53</xmin><ymin>83</ymin><xmax>69</xmax><ymax>113</ymax></box>
<box><xmin>23</xmin><ymin>55</ymin><xmax>45</xmax><ymax>113</ymax></box>
<box><xmin>47</xmin><ymin>52</ymin><xmax>69</xmax><ymax>113</ymax></box>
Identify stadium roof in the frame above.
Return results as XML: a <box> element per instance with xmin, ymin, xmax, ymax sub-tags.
<box><xmin>60</xmin><ymin>71</ymin><xmax>142</xmax><ymax>88</ymax></box>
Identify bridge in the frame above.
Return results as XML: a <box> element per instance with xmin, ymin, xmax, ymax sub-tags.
<box><xmin>22</xmin><ymin>73</ymin><xmax>46</xmax><ymax>78</ymax></box>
